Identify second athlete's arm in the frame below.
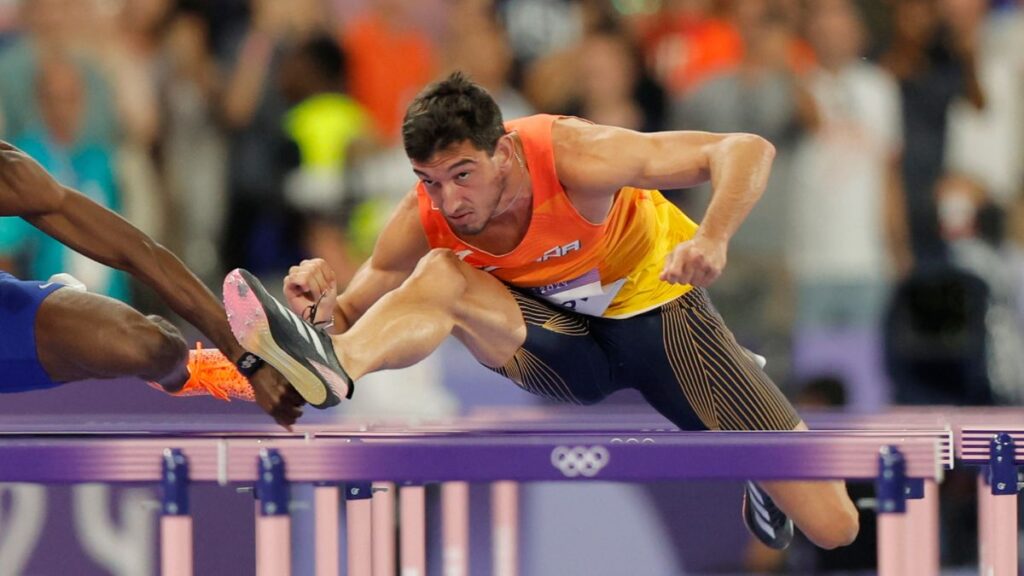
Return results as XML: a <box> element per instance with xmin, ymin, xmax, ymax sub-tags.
<box><xmin>1</xmin><ymin>142</ymin><xmax>304</xmax><ymax>426</ymax></box>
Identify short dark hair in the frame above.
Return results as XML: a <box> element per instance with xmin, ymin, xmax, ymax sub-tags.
<box><xmin>402</xmin><ymin>72</ymin><xmax>506</xmax><ymax>162</ymax></box>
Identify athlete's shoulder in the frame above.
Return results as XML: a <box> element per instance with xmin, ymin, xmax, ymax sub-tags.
<box><xmin>549</xmin><ymin>118</ymin><xmax>625</xmax><ymax>191</ymax></box>
<box><xmin>504</xmin><ymin>113</ymin><xmax>557</xmax><ymax>132</ymax></box>
<box><xmin>550</xmin><ymin>116</ymin><xmax>601</xmax><ymax>151</ymax></box>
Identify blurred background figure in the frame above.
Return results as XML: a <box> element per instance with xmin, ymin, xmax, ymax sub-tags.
<box><xmin>338</xmin><ymin>0</ymin><xmax>438</xmax><ymax>146</ymax></box>
<box><xmin>880</xmin><ymin>0</ymin><xmax>985</xmax><ymax>266</ymax></box>
<box><xmin>160</xmin><ymin>2</ymin><xmax>229</xmax><ymax>287</ymax></box>
<box><xmin>218</xmin><ymin>0</ymin><xmax>325</xmax><ymax>280</ymax></box>
<box><xmin>519</xmin><ymin>1</ymin><xmax>667</xmax><ymax>132</ymax></box>
<box><xmin>788</xmin><ymin>0</ymin><xmax>908</xmax><ymax>410</ymax></box>
<box><xmin>495</xmin><ymin>0</ymin><xmax>585</xmax><ymax>89</ymax></box>
<box><xmin>937</xmin><ymin>174</ymin><xmax>1024</xmax><ymax>405</ymax></box>
<box><xmin>674</xmin><ymin>0</ymin><xmax>815</xmax><ymax>386</ymax></box>
<box><xmin>886</xmin><ymin>172</ymin><xmax>1024</xmax><ymax>406</ymax></box>
<box><xmin>79</xmin><ymin>0</ymin><xmax>168</xmax><ymax>274</ymax></box>
<box><xmin>444</xmin><ymin>0</ymin><xmax>533</xmax><ymax>121</ymax></box>
<box><xmin>568</xmin><ymin>26</ymin><xmax>665</xmax><ymax>132</ymax></box>
<box><xmin>942</xmin><ymin>0</ymin><xmax>1024</xmax><ymax>208</ymax></box>
<box><xmin>0</xmin><ymin>0</ymin><xmax>119</xmax><ymax>146</ymax></box>
<box><xmin>0</xmin><ymin>52</ymin><xmax>127</xmax><ymax>299</ymax></box>
<box><xmin>637</xmin><ymin>0</ymin><xmax>742</xmax><ymax>97</ymax></box>
<box><xmin>278</xmin><ymin>34</ymin><xmax>372</xmax><ymax>288</ymax></box>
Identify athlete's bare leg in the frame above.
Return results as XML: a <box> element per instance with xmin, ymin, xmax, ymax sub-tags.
<box><xmin>331</xmin><ymin>249</ymin><xmax>526</xmax><ymax>380</ymax></box>
<box><xmin>35</xmin><ymin>288</ymin><xmax>189</xmax><ymax>387</ymax></box>
<box><xmin>758</xmin><ymin>421</ymin><xmax>860</xmax><ymax>549</ymax></box>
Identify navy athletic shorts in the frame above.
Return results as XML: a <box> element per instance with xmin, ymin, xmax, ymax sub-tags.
<box><xmin>493</xmin><ymin>287</ymin><xmax>801</xmax><ymax>431</ymax></box>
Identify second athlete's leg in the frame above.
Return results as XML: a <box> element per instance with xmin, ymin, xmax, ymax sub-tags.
<box><xmin>35</xmin><ymin>288</ymin><xmax>189</xmax><ymax>386</ymax></box>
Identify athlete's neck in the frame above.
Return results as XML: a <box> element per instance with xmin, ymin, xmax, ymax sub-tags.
<box><xmin>491</xmin><ymin>140</ymin><xmax>529</xmax><ymax>220</ymax></box>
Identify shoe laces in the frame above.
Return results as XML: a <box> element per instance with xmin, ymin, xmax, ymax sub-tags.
<box><xmin>303</xmin><ymin>290</ymin><xmax>334</xmax><ymax>332</ymax></box>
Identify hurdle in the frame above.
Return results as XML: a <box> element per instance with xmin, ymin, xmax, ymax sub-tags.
<box><xmin>960</xmin><ymin>425</ymin><xmax>1024</xmax><ymax>576</ymax></box>
<box><xmin>0</xmin><ymin>427</ymin><xmax>942</xmax><ymax>576</ymax></box>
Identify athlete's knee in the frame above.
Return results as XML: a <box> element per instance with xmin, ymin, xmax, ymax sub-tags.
<box><xmin>410</xmin><ymin>249</ymin><xmax>469</xmax><ymax>295</ymax></box>
<box><xmin>117</xmin><ymin>314</ymin><xmax>188</xmax><ymax>378</ymax></box>
<box><xmin>808</xmin><ymin>499</ymin><xmax>860</xmax><ymax>549</ymax></box>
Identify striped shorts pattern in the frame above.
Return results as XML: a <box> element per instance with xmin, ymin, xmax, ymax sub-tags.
<box><xmin>493</xmin><ymin>287</ymin><xmax>800</xmax><ymax>431</ymax></box>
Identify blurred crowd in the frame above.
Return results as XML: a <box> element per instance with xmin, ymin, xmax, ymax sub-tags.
<box><xmin>1</xmin><ymin>0</ymin><xmax>1024</xmax><ymax>410</ymax></box>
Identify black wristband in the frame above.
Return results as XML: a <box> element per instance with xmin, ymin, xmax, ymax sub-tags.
<box><xmin>235</xmin><ymin>352</ymin><xmax>265</xmax><ymax>377</ymax></box>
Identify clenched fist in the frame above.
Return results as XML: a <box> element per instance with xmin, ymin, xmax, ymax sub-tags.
<box><xmin>660</xmin><ymin>234</ymin><xmax>728</xmax><ymax>287</ymax></box>
<box><xmin>283</xmin><ymin>258</ymin><xmax>338</xmax><ymax>323</ymax></box>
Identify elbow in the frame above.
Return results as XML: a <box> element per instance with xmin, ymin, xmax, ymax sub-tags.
<box><xmin>717</xmin><ymin>133</ymin><xmax>776</xmax><ymax>169</ymax></box>
<box><xmin>736</xmin><ymin>133</ymin><xmax>776</xmax><ymax>162</ymax></box>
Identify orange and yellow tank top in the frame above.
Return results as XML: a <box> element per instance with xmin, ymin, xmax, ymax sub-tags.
<box><xmin>416</xmin><ymin>114</ymin><xmax>699</xmax><ymax>318</ymax></box>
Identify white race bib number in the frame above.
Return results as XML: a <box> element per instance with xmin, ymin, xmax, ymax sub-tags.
<box><xmin>530</xmin><ymin>269</ymin><xmax>625</xmax><ymax>316</ymax></box>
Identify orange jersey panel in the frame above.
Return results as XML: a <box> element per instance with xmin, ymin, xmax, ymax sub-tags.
<box><xmin>417</xmin><ymin>114</ymin><xmax>699</xmax><ymax>318</ymax></box>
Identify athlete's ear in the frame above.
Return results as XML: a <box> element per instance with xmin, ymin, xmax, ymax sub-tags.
<box><xmin>493</xmin><ymin>134</ymin><xmax>515</xmax><ymax>173</ymax></box>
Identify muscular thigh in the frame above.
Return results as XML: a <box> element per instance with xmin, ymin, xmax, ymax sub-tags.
<box><xmin>490</xmin><ymin>290</ymin><xmax>615</xmax><ymax>405</ymax></box>
<box><xmin>609</xmin><ymin>288</ymin><xmax>800</xmax><ymax>431</ymax></box>
<box><xmin>34</xmin><ymin>287</ymin><xmax>152</xmax><ymax>381</ymax></box>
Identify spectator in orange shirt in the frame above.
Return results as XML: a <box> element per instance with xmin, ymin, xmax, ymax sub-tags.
<box><xmin>340</xmin><ymin>0</ymin><xmax>438</xmax><ymax>144</ymax></box>
<box><xmin>638</xmin><ymin>0</ymin><xmax>743</xmax><ymax>96</ymax></box>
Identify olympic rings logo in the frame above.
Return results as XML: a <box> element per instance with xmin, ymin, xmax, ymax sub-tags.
<box><xmin>550</xmin><ymin>445</ymin><xmax>610</xmax><ymax>478</ymax></box>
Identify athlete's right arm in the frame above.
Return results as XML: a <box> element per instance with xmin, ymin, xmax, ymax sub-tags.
<box><xmin>284</xmin><ymin>189</ymin><xmax>430</xmax><ymax>333</ymax></box>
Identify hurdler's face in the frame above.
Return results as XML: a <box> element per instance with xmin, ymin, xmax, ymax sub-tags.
<box><xmin>411</xmin><ymin>138</ymin><xmax>513</xmax><ymax>236</ymax></box>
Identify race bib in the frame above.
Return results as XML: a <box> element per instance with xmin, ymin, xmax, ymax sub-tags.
<box><xmin>530</xmin><ymin>269</ymin><xmax>626</xmax><ymax>316</ymax></box>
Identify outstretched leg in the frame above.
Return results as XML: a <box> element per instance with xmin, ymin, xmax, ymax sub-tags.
<box><xmin>35</xmin><ymin>288</ymin><xmax>189</xmax><ymax>386</ymax></box>
<box><xmin>224</xmin><ymin>249</ymin><xmax>527</xmax><ymax>407</ymax></box>
<box><xmin>334</xmin><ymin>248</ymin><xmax>527</xmax><ymax>379</ymax></box>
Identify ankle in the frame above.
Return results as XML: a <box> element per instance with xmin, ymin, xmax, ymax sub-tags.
<box><xmin>332</xmin><ymin>336</ymin><xmax>365</xmax><ymax>381</ymax></box>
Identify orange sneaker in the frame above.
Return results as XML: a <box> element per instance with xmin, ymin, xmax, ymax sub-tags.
<box><xmin>149</xmin><ymin>343</ymin><xmax>256</xmax><ymax>402</ymax></box>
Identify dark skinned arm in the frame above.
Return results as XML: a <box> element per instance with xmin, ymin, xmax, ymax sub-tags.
<box><xmin>0</xmin><ymin>141</ymin><xmax>304</xmax><ymax>428</ymax></box>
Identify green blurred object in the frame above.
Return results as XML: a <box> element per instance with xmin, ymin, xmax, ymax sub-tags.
<box><xmin>348</xmin><ymin>198</ymin><xmax>392</xmax><ymax>258</ymax></box>
<box><xmin>612</xmin><ymin>0</ymin><xmax>661</xmax><ymax>15</ymax></box>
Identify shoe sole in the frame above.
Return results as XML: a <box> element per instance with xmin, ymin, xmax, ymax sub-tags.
<box><xmin>223</xmin><ymin>269</ymin><xmax>342</xmax><ymax>408</ymax></box>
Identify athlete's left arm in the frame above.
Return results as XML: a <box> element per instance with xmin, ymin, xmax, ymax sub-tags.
<box><xmin>0</xmin><ymin>141</ymin><xmax>304</xmax><ymax>427</ymax></box>
<box><xmin>553</xmin><ymin>120</ymin><xmax>776</xmax><ymax>287</ymax></box>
